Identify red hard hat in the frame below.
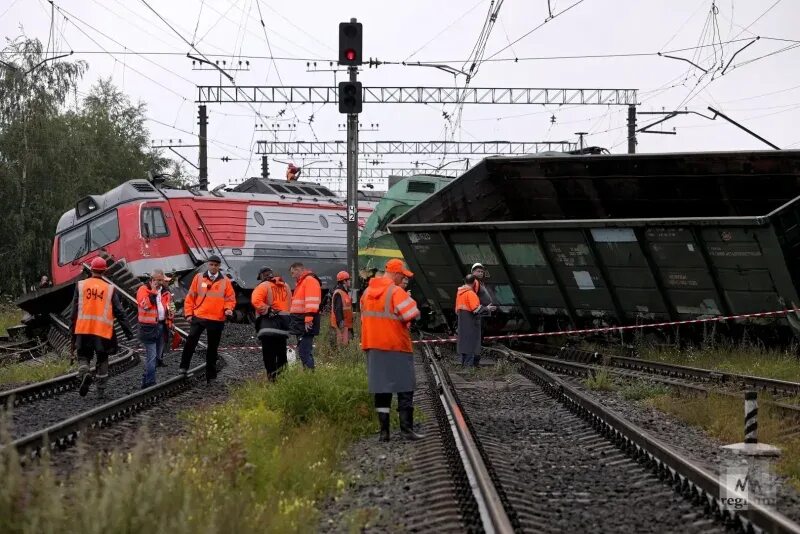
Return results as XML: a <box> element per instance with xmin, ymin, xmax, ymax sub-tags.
<box><xmin>90</xmin><ymin>257</ymin><xmax>107</xmax><ymax>272</ymax></box>
<box><xmin>336</xmin><ymin>271</ymin><xmax>350</xmax><ymax>282</ymax></box>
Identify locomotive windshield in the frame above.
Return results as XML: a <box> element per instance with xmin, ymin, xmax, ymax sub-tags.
<box><xmin>57</xmin><ymin>209</ymin><xmax>120</xmax><ymax>265</ymax></box>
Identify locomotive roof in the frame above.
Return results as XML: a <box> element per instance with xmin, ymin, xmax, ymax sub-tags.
<box><xmin>55</xmin><ymin>178</ymin><xmax>376</xmax><ymax>234</ymax></box>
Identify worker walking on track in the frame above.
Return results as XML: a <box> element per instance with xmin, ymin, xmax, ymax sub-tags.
<box><xmin>136</xmin><ymin>270</ymin><xmax>173</xmax><ymax>388</ymax></box>
<box><xmin>455</xmin><ymin>274</ymin><xmax>496</xmax><ymax>367</ymax></box>
<box><xmin>179</xmin><ymin>255</ymin><xmax>235</xmax><ymax>382</ymax></box>
<box><xmin>361</xmin><ymin>258</ymin><xmax>424</xmax><ymax>442</ymax></box>
<box><xmin>251</xmin><ymin>266</ymin><xmax>291</xmax><ymax>381</ymax></box>
<box><xmin>70</xmin><ymin>257</ymin><xmax>133</xmax><ymax>398</ymax></box>
<box><xmin>289</xmin><ymin>262</ymin><xmax>322</xmax><ymax>369</ymax></box>
<box><xmin>330</xmin><ymin>271</ymin><xmax>353</xmax><ymax>346</ymax></box>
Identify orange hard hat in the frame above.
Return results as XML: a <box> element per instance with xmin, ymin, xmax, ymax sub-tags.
<box><xmin>90</xmin><ymin>257</ymin><xmax>107</xmax><ymax>272</ymax></box>
<box><xmin>336</xmin><ymin>271</ymin><xmax>350</xmax><ymax>282</ymax></box>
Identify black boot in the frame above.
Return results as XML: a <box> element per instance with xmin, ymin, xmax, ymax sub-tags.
<box><xmin>399</xmin><ymin>409</ymin><xmax>425</xmax><ymax>441</ymax></box>
<box><xmin>378</xmin><ymin>412</ymin><xmax>390</xmax><ymax>442</ymax></box>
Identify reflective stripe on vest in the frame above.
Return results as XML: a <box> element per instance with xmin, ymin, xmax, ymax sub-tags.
<box><xmin>361</xmin><ymin>285</ymin><xmax>400</xmax><ymax>320</ymax></box>
<box><xmin>75</xmin><ymin>278</ymin><xmax>115</xmax><ymax>339</ymax></box>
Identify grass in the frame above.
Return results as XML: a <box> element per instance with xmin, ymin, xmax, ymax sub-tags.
<box><xmin>647</xmin><ymin>391</ymin><xmax>800</xmax><ymax>490</ymax></box>
<box><xmin>0</xmin><ymin>306</ymin><xmax>22</xmax><ymax>337</ymax></box>
<box><xmin>0</xmin><ymin>357</ymin><xmax>73</xmax><ymax>388</ymax></box>
<box><xmin>583</xmin><ymin>367</ymin><xmax>615</xmax><ymax>391</ymax></box>
<box><xmin>638</xmin><ymin>344</ymin><xmax>800</xmax><ymax>382</ymax></box>
<box><xmin>0</xmin><ymin>333</ymin><xmax>375</xmax><ymax>533</ymax></box>
<box><xmin>618</xmin><ymin>380</ymin><xmax>671</xmax><ymax>401</ymax></box>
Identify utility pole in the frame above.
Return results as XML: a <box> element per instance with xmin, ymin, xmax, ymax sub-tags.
<box><xmin>627</xmin><ymin>105</ymin><xmax>637</xmax><ymax>154</ymax></box>
<box><xmin>347</xmin><ymin>63</ymin><xmax>359</xmax><ymax>292</ymax></box>
<box><xmin>198</xmin><ymin>105</ymin><xmax>209</xmax><ymax>190</ymax></box>
<box><xmin>261</xmin><ymin>155</ymin><xmax>269</xmax><ymax>178</ymax></box>
<box><xmin>339</xmin><ymin>18</ymin><xmax>363</xmax><ymax>300</ymax></box>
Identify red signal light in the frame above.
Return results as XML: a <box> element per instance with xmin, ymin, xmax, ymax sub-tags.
<box><xmin>345</xmin><ymin>49</ymin><xmax>356</xmax><ymax>62</ymax></box>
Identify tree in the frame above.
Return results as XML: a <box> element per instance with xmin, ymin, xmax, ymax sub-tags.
<box><xmin>0</xmin><ymin>37</ymin><xmax>180</xmax><ymax>295</ymax></box>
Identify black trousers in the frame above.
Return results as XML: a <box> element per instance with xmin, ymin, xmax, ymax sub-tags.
<box><xmin>77</xmin><ymin>346</ymin><xmax>109</xmax><ymax>389</ymax></box>
<box><xmin>374</xmin><ymin>391</ymin><xmax>414</xmax><ymax>411</ymax></box>
<box><xmin>180</xmin><ymin>318</ymin><xmax>224</xmax><ymax>379</ymax></box>
<box><xmin>261</xmin><ymin>335</ymin><xmax>288</xmax><ymax>380</ymax></box>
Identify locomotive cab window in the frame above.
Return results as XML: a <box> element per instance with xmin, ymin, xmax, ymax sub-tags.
<box><xmin>141</xmin><ymin>207</ymin><xmax>169</xmax><ymax>238</ymax></box>
<box><xmin>89</xmin><ymin>211</ymin><xmax>120</xmax><ymax>249</ymax></box>
<box><xmin>58</xmin><ymin>225</ymin><xmax>89</xmax><ymax>265</ymax></box>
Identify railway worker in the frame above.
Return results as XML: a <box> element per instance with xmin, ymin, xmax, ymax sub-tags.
<box><xmin>251</xmin><ymin>266</ymin><xmax>291</xmax><ymax>381</ymax></box>
<box><xmin>136</xmin><ymin>270</ymin><xmax>173</xmax><ymax>388</ymax></box>
<box><xmin>455</xmin><ymin>274</ymin><xmax>496</xmax><ymax>367</ymax></box>
<box><xmin>289</xmin><ymin>262</ymin><xmax>322</xmax><ymax>369</ymax></box>
<box><xmin>156</xmin><ymin>272</ymin><xmax>175</xmax><ymax>367</ymax></box>
<box><xmin>361</xmin><ymin>258</ymin><xmax>424</xmax><ymax>442</ymax></box>
<box><xmin>179</xmin><ymin>255</ymin><xmax>235</xmax><ymax>383</ymax></box>
<box><xmin>70</xmin><ymin>257</ymin><xmax>133</xmax><ymax>398</ymax></box>
<box><xmin>286</xmin><ymin>163</ymin><xmax>301</xmax><ymax>182</ymax></box>
<box><xmin>330</xmin><ymin>271</ymin><xmax>354</xmax><ymax>347</ymax></box>
<box><xmin>471</xmin><ymin>262</ymin><xmax>496</xmax><ymax>308</ymax></box>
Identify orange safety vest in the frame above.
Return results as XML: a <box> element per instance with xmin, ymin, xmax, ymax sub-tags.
<box><xmin>184</xmin><ymin>273</ymin><xmax>236</xmax><ymax>321</ymax></box>
<box><xmin>74</xmin><ymin>278</ymin><xmax>115</xmax><ymax>339</ymax></box>
<box><xmin>455</xmin><ymin>285</ymin><xmax>480</xmax><ymax>313</ymax></box>
<box><xmin>290</xmin><ymin>271</ymin><xmax>322</xmax><ymax>316</ymax></box>
<box><xmin>136</xmin><ymin>285</ymin><xmax>173</xmax><ymax>326</ymax></box>
<box><xmin>251</xmin><ymin>278</ymin><xmax>291</xmax><ymax>315</ymax></box>
<box><xmin>360</xmin><ymin>278</ymin><xmax>420</xmax><ymax>353</ymax></box>
<box><xmin>330</xmin><ymin>287</ymin><xmax>353</xmax><ymax>329</ymax></box>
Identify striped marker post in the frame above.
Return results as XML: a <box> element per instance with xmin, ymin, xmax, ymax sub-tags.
<box><xmin>744</xmin><ymin>391</ymin><xmax>758</xmax><ymax>444</ymax></box>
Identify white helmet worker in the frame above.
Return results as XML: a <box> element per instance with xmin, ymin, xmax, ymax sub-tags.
<box><xmin>470</xmin><ymin>263</ymin><xmax>484</xmax><ymax>272</ymax></box>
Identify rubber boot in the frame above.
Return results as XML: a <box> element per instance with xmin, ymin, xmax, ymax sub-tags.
<box><xmin>378</xmin><ymin>412</ymin><xmax>390</xmax><ymax>442</ymax></box>
<box><xmin>399</xmin><ymin>409</ymin><xmax>425</xmax><ymax>441</ymax></box>
<box><xmin>78</xmin><ymin>371</ymin><xmax>93</xmax><ymax>397</ymax></box>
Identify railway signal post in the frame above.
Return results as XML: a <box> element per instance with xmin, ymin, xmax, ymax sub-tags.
<box><xmin>339</xmin><ymin>18</ymin><xmax>363</xmax><ymax>303</ymax></box>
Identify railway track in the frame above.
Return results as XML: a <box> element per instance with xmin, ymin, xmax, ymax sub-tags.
<box><xmin>417</xmin><ymin>342</ymin><xmax>800</xmax><ymax>533</ymax></box>
<box><xmin>496</xmin><ymin>344</ymin><xmax>800</xmax><ymax>424</ymax></box>
<box><xmin>536</xmin><ymin>343</ymin><xmax>800</xmax><ymax>397</ymax></box>
<box><xmin>0</xmin><ymin>338</ymin><xmax>47</xmax><ymax>365</ymax></box>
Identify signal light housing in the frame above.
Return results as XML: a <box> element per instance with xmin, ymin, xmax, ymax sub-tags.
<box><xmin>338</xmin><ymin>21</ymin><xmax>362</xmax><ymax>66</ymax></box>
<box><xmin>338</xmin><ymin>81</ymin><xmax>362</xmax><ymax>114</ymax></box>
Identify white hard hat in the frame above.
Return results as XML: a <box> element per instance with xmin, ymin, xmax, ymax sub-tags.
<box><xmin>471</xmin><ymin>263</ymin><xmax>485</xmax><ymax>271</ymax></box>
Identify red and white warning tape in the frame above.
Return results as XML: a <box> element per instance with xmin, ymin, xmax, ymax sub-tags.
<box><xmin>133</xmin><ymin>309</ymin><xmax>793</xmax><ymax>352</ymax></box>
<box><xmin>412</xmin><ymin>308</ymin><xmax>793</xmax><ymax>346</ymax></box>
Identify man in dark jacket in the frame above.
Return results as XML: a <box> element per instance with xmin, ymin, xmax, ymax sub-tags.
<box><xmin>71</xmin><ymin>257</ymin><xmax>134</xmax><ymax>398</ymax></box>
<box><xmin>455</xmin><ymin>274</ymin><xmax>495</xmax><ymax>367</ymax></box>
<box><xmin>471</xmin><ymin>263</ymin><xmax>496</xmax><ymax>307</ymax></box>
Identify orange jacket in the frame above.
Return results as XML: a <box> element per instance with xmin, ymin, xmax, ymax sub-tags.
<box><xmin>136</xmin><ymin>285</ymin><xmax>173</xmax><ymax>327</ymax></box>
<box><xmin>330</xmin><ymin>287</ymin><xmax>353</xmax><ymax>329</ymax></box>
<box><xmin>360</xmin><ymin>277</ymin><xmax>420</xmax><ymax>353</ymax></box>
<box><xmin>74</xmin><ymin>277</ymin><xmax>116</xmax><ymax>339</ymax></box>
<box><xmin>184</xmin><ymin>272</ymin><xmax>235</xmax><ymax>322</ymax></box>
<box><xmin>455</xmin><ymin>285</ymin><xmax>480</xmax><ymax>313</ymax></box>
<box><xmin>251</xmin><ymin>277</ymin><xmax>291</xmax><ymax>316</ymax></box>
<box><xmin>290</xmin><ymin>271</ymin><xmax>322</xmax><ymax>323</ymax></box>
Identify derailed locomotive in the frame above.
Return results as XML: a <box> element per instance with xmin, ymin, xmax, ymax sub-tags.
<box><xmin>18</xmin><ymin>177</ymin><xmax>378</xmax><ymax>319</ymax></box>
<box><xmin>389</xmin><ymin>149</ymin><xmax>800</xmax><ymax>342</ymax></box>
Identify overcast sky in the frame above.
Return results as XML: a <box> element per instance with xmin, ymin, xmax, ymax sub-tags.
<box><xmin>3</xmin><ymin>0</ymin><xmax>799</xmax><ymax>191</ymax></box>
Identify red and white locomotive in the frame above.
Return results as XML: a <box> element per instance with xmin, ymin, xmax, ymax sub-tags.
<box><xmin>34</xmin><ymin>177</ymin><xmax>378</xmax><ymax>315</ymax></box>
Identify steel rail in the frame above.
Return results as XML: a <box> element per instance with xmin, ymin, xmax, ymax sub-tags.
<box><xmin>510</xmin><ymin>353</ymin><xmax>800</xmax><ymax>534</ymax></box>
<box><xmin>536</xmin><ymin>343</ymin><xmax>800</xmax><ymax>397</ymax></box>
<box><xmin>0</xmin><ymin>350</ymin><xmax>138</xmax><ymax>409</ymax></box>
<box><xmin>9</xmin><ymin>360</ymin><xmax>208</xmax><ymax>462</ymax></box>
<box><xmin>498</xmin><ymin>349</ymin><xmax>800</xmax><ymax>421</ymax></box>
<box><xmin>422</xmin><ymin>344</ymin><xmax>514</xmax><ymax>534</ymax></box>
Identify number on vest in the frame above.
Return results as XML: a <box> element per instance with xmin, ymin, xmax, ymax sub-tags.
<box><xmin>85</xmin><ymin>288</ymin><xmax>105</xmax><ymax>301</ymax></box>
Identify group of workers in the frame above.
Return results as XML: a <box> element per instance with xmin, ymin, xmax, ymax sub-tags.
<box><xmin>69</xmin><ymin>252</ymin><xmax>489</xmax><ymax>445</ymax></box>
